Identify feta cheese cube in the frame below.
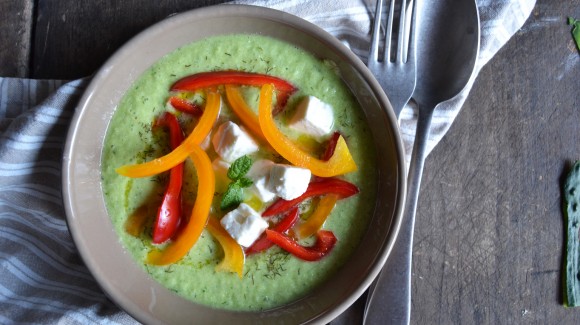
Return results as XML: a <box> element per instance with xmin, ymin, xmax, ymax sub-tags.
<box><xmin>212</xmin><ymin>159</ymin><xmax>230</xmax><ymax>193</ymax></box>
<box><xmin>267</xmin><ymin>164</ymin><xmax>311</xmax><ymax>200</ymax></box>
<box><xmin>199</xmin><ymin>133</ymin><xmax>211</xmax><ymax>151</ymax></box>
<box><xmin>220</xmin><ymin>203</ymin><xmax>269</xmax><ymax>247</ymax></box>
<box><xmin>212</xmin><ymin>121</ymin><xmax>259</xmax><ymax>162</ymax></box>
<box><xmin>246</xmin><ymin>159</ymin><xmax>276</xmax><ymax>202</ymax></box>
<box><xmin>289</xmin><ymin>96</ymin><xmax>334</xmax><ymax>138</ymax></box>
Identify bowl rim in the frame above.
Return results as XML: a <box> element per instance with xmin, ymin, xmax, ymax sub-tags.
<box><xmin>62</xmin><ymin>4</ymin><xmax>406</xmax><ymax>324</ymax></box>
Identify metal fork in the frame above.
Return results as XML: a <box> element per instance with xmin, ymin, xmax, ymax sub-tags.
<box><xmin>364</xmin><ymin>0</ymin><xmax>417</xmax><ymax>324</ymax></box>
<box><xmin>367</xmin><ymin>0</ymin><xmax>417</xmax><ymax>118</ymax></box>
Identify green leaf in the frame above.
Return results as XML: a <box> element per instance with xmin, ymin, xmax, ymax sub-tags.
<box><xmin>238</xmin><ymin>177</ymin><xmax>254</xmax><ymax>188</ymax></box>
<box><xmin>221</xmin><ymin>183</ymin><xmax>243</xmax><ymax>211</ymax></box>
<box><xmin>227</xmin><ymin>155</ymin><xmax>253</xmax><ymax>180</ymax></box>
<box><xmin>569</xmin><ymin>17</ymin><xmax>580</xmax><ymax>52</ymax></box>
<box><xmin>563</xmin><ymin>160</ymin><xmax>580</xmax><ymax>307</ymax></box>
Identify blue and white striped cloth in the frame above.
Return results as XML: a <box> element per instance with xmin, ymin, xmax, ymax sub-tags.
<box><xmin>0</xmin><ymin>0</ymin><xmax>535</xmax><ymax>323</ymax></box>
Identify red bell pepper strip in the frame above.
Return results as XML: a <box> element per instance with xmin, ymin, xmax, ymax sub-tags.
<box><xmin>146</xmin><ymin>144</ymin><xmax>215</xmax><ymax>265</ymax></box>
<box><xmin>246</xmin><ymin>207</ymin><xmax>299</xmax><ymax>255</ymax></box>
<box><xmin>169</xmin><ymin>96</ymin><xmax>203</xmax><ymax>116</ymax></box>
<box><xmin>262</xmin><ymin>178</ymin><xmax>359</xmax><ymax>217</ymax></box>
<box><xmin>151</xmin><ymin>112</ymin><xmax>184</xmax><ymax>244</ymax></box>
<box><xmin>116</xmin><ymin>91</ymin><xmax>220</xmax><ymax>178</ymax></box>
<box><xmin>171</xmin><ymin>70</ymin><xmax>296</xmax><ymax>112</ymax></box>
<box><xmin>265</xmin><ymin>229</ymin><xmax>337</xmax><ymax>261</ymax></box>
<box><xmin>321</xmin><ymin>131</ymin><xmax>341</xmax><ymax>161</ymax></box>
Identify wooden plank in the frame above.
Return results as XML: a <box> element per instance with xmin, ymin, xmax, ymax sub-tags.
<box><xmin>31</xmin><ymin>0</ymin><xmax>229</xmax><ymax>79</ymax></box>
<box><xmin>0</xmin><ymin>0</ymin><xmax>34</xmax><ymax>77</ymax></box>
<box><xmin>412</xmin><ymin>0</ymin><xmax>580</xmax><ymax>323</ymax></box>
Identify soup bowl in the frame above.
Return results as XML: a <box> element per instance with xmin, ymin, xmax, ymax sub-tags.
<box><xmin>62</xmin><ymin>4</ymin><xmax>406</xmax><ymax>324</ymax></box>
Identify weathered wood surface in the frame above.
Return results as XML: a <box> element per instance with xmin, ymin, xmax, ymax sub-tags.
<box><xmin>1</xmin><ymin>0</ymin><xmax>579</xmax><ymax>323</ymax></box>
<box><xmin>413</xmin><ymin>1</ymin><xmax>580</xmax><ymax>324</ymax></box>
<box><xmin>31</xmin><ymin>0</ymin><xmax>228</xmax><ymax>79</ymax></box>
<box><xmin>0</xmin><ymin>0</ymin><xmax>34</xmax><ymax>77</ymax></box>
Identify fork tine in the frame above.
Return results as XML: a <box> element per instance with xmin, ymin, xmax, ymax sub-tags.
<box><xmin>366</xmin><ymin>0</ymin><xmax>417</xmax><ymax>118</ymax></box>
<box><xmin>385</xmin><ymin>0</ymin><xmax>395</xmax><ymax>62</ymax></box>
<box><xmin>368</xmin><ymin>0</ymin><xmax>384</xmax><ymax>63</ymax></box>
<box><xmin>395</xmin><ymin>0</ymin><xmax>407</xmax><ymax>63</ymax></box>
<box><xmin>407</xmin><ymin>0</ymin><xmax>417</xmax><ymax>61</ymax></box>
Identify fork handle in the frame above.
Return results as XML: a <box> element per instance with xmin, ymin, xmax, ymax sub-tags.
<box><xmin>363</xmin><ymin>106</ymin><xmax>434</xmax><ymax>324</ymax></box>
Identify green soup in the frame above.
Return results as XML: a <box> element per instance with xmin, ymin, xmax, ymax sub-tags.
<box><xmin>101</xmin><ymin>34</ymin><xmax>377</xmax><ymax>311</ymax></box>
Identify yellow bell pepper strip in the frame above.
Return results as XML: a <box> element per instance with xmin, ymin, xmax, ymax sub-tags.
<box><xmin>124</xmin><ymin>204</ymin><xmax>150</xmax><ymax>237</ymax></box>
<box><xmin>224</xmin><ymin>85</ymin><xmax>265</xmax><ymax>142</ymax></box>
<box><xmin>205</xmin><ymin>217</ymin><xmax>245</xmax><ymax>278</ymax></box>
<box><xmin>296</xmin><ymin>194</ymin><xmax>338</xmax><ymax>239</ymax></box>
<box><xmin>116</xmin><ymin>91</ymin><xmax>220</xmax><ymax>178</ymax></box>
<box><xmin>146</xmin><ymin>144</ymin><xmax>215</xmax><ymax>265</ymax></box>
<box><xmin>257</xmin><ymin>84</ymin><xmax>357</xmax><ymax>177</ymax></box>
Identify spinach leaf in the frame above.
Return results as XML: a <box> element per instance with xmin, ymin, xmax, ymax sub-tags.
<box><xmin>563</xmin><ymin>160</ymin><xmax>580</xmax><ymax>306</ymax></box>
<box><xmin>569</xmin><ymin>17</ymin><xmax>580</xmax><ymax>52</ymax></box>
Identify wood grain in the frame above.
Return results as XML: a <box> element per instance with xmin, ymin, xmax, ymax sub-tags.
<box><xmin>2</xmin><ymin>0</ymin><xmax>580</xmax><ymax>323</ymax></box>
<box><xmin>0</xmin><ymin>0</ymin><xmax>34</xmax><ymax>77</ymax></box>
<box><xmin>31</xmin><ymin>0</ymin><xmax>229</xmax><ymax>79</ymax></box>
<box><xmin>413</xmin><ymin>0</ymin><xmax>580</xmax><ymax>324</ymax></box>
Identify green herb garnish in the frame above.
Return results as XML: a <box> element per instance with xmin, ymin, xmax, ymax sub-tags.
<box><xmin>220</xmin><ymin>156</ymin><xmax>254</xmax><ymax>210</ymax></box>
<box><xmin>569</xmin><ymin>17</ymin><xmax>580</xmax><ymax>53</ymax></box>
<box><xmin>563</xmin><ymin>160</ymin><xmax>580</xmax><ymax>306</ymax></box>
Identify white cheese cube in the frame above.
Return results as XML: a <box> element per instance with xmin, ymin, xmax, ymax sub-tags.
<box><xmin>289</xmin><ymin>96</ymin><xmax>334</xmax><ymax>138</ymax></box>
<box><xmin>199</xmin><ymin>133</ymin><xmax>211</xmax><ymax>151</ymax></box>
<box><xmin>246</xmin><ymin>159</ymin><xmax>276</xmax><ymax>202</ymax></box>
<box><xmin>220</xmin><ymin>203</ymin><xmax>269</xmax><ymax>247</ymax></box>
<box><xmin>212</xmin><ymin>159</ymin><xmax>230</xmax><ymax>193</ymax></box>
<box><xmin>267</xmin><ymin>164</ymin><xmax>312</xmax><ymax>200</ymax></box>
<box><xmin>212</xmin><ymin>121</ymin><xmax>259</xmax><ymax>162</ymax></box>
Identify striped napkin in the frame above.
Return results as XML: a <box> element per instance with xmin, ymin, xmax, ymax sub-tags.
<box><xmin>0</xmin><ymin>0</ymin><xmax>535</xmax><ymax>323</ymax></box>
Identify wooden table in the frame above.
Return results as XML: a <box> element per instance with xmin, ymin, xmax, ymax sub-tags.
<box><xmin>2</xmin><ymin>0</ymin><xmax>579</xmax><ymax>323</ymax></box>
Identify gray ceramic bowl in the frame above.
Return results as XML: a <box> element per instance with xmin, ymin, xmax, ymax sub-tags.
<box><xmin>63</xmin><ymin>4</ymin><xmax>405</xmax><ymax>324</ymax></box>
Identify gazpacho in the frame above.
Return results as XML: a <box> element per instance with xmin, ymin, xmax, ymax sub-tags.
<box><xmin>101</xmin><ymin>34</ymin><xmax>378</xmax><ymax>311</ymax></box>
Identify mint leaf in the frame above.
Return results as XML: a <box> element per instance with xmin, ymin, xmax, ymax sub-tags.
<box><xmin>569</xmin><ymin>17</ymin><xmax>580</xmax><ymax>52</ymax></box>
<box><xmin>221</xmin><ymin>156</ymin><xmax>255</xmax><ymax>210</ymax></box>
<box><xmin>238</xmin><ymin>177</ymin><xmax>253</xmax><ymax>188</ymax></box>
<box><xmin>227</xmin><ymin>155</ymin><xmax>253</xmax><ymax>180</ymax></box>
<box><xmin>220</xmin><ymin>183</ymin><xmax>243</xmax><ymax>210</ymax></box>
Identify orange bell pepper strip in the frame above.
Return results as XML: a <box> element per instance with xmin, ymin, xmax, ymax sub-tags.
<box><xmin>224</xmin><ymin>85</ymin><xmax>265</xmax><ymax>142</ymax></box>
<box><xmin>124</xmin><ymin>204</ymin><xmax>150</xmax><ymax>237</ymax></box>
<box><xmin>116</xmin><ymin>91</ymin><xmax>221</xmax><ymax>178</ymax></box>
<box><xmin>146</xmin><ymin>145</ymin><xmax>214</xmax><ymax>265</ymax></box>
<box><xmin>205</xmin><ymin>217</ymin><xmax>245</xmax><ymax>278</ymax></box>
<box><xmin>257</xmin><ymin>84</ymin><xmax>357</xmax><ymax>177</ymax></box>
<box><xmin>296</xmin><ymin>194</ymin><xmax>338</xmax><ymax>239</ymax></box>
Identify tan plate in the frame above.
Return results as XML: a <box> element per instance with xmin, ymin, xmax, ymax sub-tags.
<box><xmin>62</xmin><ymin>4</ymin><xmax>406</xmax><ymax>324</ymax></box>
